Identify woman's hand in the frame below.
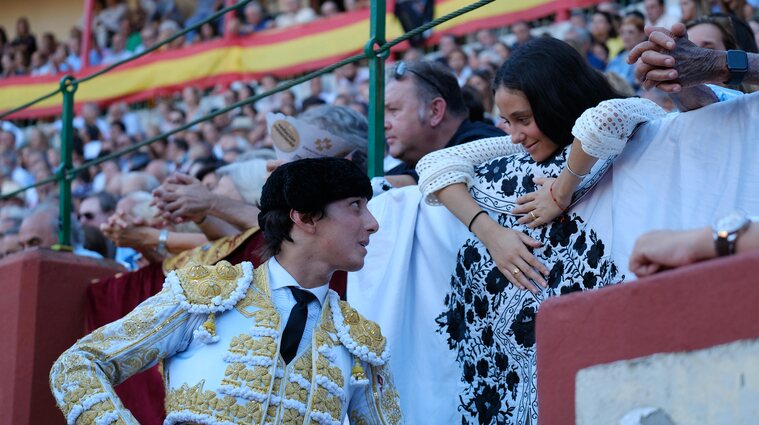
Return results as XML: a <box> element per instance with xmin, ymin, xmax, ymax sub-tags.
<box><xmin>512</xmin><ymin>177</ymin><xmax>569</xmax><ymax>228</ymax></box>
<box><xmin>475</xmin><ymin>218</ymin><xmax>550</xmax><ymax>294</ymax></box>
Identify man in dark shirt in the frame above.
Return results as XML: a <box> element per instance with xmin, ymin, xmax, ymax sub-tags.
<box><xmin>384</xmin><ymin>60</ymin><xmax>504</xmax><ymax>183</ymax></box>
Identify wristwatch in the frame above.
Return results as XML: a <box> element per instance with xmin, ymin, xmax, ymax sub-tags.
<box><xmin>725</xmin><ymin>50</ymin><xmax>749</xmax><ymax>86</ymax></box>
<box><xmin>712</xmin><ymin>211</ymin><xmax>751</xmax><ymax>256</ymax></box>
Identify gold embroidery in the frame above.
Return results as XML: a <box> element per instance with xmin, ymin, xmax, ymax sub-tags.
<box><xmin>165</xmin><ymin>381</ymin><xmax>263</xmax><ymax>424</ymax></box>
<box><xmin>376</xmin><ymin>365</ymin><xmax>403</xmax><ymax>424</ymax></box>
<box><xmin>163</xmin><ymin>227</ymin><xmax>259</xmax><ymax>273</ymax></box>
<box><xmin>175</xmin><ymin>260</ymin><xmax>243</xmax><ymax>306</ymax></box>
<box><xmin>339</xmin><ymin>301</ymin><xmax>387</xmax><ymax>358</ymax></box>
<box><xmin>228</xmin><ymin>334</ymin><xmax>277</xmax><ymax>358</ymax></box>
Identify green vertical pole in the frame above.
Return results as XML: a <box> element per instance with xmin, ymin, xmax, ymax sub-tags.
<box><xmin>56</xmin><ymin>76</ymin><xmax>78</xmax><ymax>250</ymax></box>
<box><xmin>365</xmin><ymin>0</ymin><xmax>387</xmax><ymax>178</ymax></box>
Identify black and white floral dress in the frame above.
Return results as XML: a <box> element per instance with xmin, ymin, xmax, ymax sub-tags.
<box><xmin>436</xmin><ymin>148</ymin><xmax>621</xmax><ymax>425</ymax></box>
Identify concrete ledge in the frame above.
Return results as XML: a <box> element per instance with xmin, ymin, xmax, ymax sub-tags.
<box><xmin>536</xmin><ymin>251</ymin><xmax>759</xmax><ymax>425</ymax></box>
<box><xmin>0</xmin><ymin>250</ymin><xmax>122</xmax><ymax>425</ymax></box>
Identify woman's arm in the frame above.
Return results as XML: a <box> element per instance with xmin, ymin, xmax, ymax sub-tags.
<box><xmin>417</xmin><ymin>136</ymin><xmax>523</xmax><ymax>205</ymax></box>
<box><xmin>436</xmin><ymin>184</ymin><xmax>549</xmax><ymax>293</ymax></box>
<box><xmin>514</xmin><ymin>98</ymin><xmax>667</xmax><ymax>227</ymax></box>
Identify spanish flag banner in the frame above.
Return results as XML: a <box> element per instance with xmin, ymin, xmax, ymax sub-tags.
<box><xmin>0</xmin><ymin>0</ymin><xmax>599</xmax><ymax>119</ymax></box>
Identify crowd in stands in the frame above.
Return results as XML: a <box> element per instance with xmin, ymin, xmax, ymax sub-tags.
<box><xmin>0</xmin><ymin>0</ymin><xmax>370</xmax><ymax>79</ymax></box>
<box><xmin>3</xmin><ymin>0</ymin><xmax>759</xmax><ymax>423</ymax></box>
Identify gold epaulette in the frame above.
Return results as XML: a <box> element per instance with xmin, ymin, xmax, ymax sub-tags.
<box><xmin>167</xmin><ymin>260</ymin><xmax>254</xmax><ymax>314</ymax></box>
<box><xmin>336</xmin><ymin>300</ymin><xmax>389</xmax><ymax>366</ymax></box>
<box><xmin>162</xmin><ymin>227</ymin><xmax>260</xmax><ymax>274</ymax></box>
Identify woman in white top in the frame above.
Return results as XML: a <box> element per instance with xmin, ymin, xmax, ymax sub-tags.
<box><xmin>416</xmin><ymin>37</ymin><xmax>664</xmax><ymax>424</ymax></box>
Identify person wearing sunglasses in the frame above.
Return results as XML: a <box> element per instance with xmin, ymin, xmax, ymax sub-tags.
<box><xmin>384</xmin><ymin>60</ymin><xmax>504</xmax><ymax>185</ymax></box>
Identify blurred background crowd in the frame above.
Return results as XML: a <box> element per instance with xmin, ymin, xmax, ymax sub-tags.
<box><xmin>1</xmin><ymin>0</ymin><xmax>758</xmax><ymax>269</ymax></box>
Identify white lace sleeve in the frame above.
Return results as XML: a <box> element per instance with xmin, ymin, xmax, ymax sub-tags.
<box><xmin>416</xmin><ymin>136</ymin><xmax>523</xmax><ymax>205</ymax></box>
<box><xmin>571</xmin><ymin>98</ymin><xmax>667</xmax><ymax>159</ymax></box>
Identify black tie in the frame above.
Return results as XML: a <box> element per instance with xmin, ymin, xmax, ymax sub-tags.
<box><xmin>280</xmin><ymin>286</ymin><xmax>317</xmax><ymax>364</ymax></box>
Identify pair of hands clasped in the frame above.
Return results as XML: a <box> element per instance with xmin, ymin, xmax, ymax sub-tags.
<box><xmin>473</xmin><ymin>177</ymin><xmax>570</xmax><ymax>294</ymax></box>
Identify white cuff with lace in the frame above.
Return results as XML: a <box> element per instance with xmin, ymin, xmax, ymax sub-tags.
<box><xmin>571</xmin><ymin>97</ymin><xmax>667</xmax><ymax>159</ymax></box>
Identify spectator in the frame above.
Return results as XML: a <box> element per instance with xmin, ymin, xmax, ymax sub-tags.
<box><xmin>564</xmin><ymin>26</ymin><xmax>606</xmax><ymax>70</ymax></box>
<box><xmin>680</xmin><ymin>0</ymin><xmax>711</xmax><ymax>22</ymax></box>
<box><xmin>446</xmin><ymin>48</ymin><xmax>472</xmax><ymax>87</ymax></box>
<box><xmin>719</xmin><ymin>0</ymin><xmax>754</xmax><ymax>21</ymax></box>
<box><xmin>240</xmin><ymin>1</ymin><xmax>273</xmax><ymax>33</ymax></box>
<box><xmin>320</xmin><ymin>1</ymin><xmax>340</xmax><ymax>18</ymax></box>
<box><xmin>11</xmin><ymin>17</ymin><xmax>37</xmax><ymax>57</ymax></box>
<box><xmin>570</xmin><ymin>9</ymin><xmax>588</xmax><ymax>29</ymax></box>
<box><xmin>491</xmin><ymin>40</ymin><xmax>512</xmax><ymax>63</ymax></box>
<box><xmin>644</xmin><ymin>0</ymin><xmax>680</xmax><ymax>29</ymax></box>
<box><xmin>157</xmin><ymin>19</ymin><xmax>183</xmax><ymax>50</ymax></box>
<box><xmin>274</xmin><ymin>0</ymin><xmax>317</xmax><ymax>28</ymax></box>
<box><xmin>686</xmin><ymin>15</ymin><xmax>737</xmax><ymax>52</ymax></box>
<box><xmin>0</xmin><ymin>224</ymin><xmax>22</xmax><ymax>259</ymax></box>
<box><xmin>475</xmin><ymin>29</ymin><xmax>497</xmax><ymax>50</ymax></box>
<box><xmin>29</xmin><ymin>51</ymin><xmax>52</xmax><ymax>76</ymax></box>
<box><xmin>511</xmin><ymin>20</ymin><xmax>533</xmax><ymax>50</ymax></box>
<box><xmin>79</xmin><ymin>191</ymin><xmax>118</xmax><ymax>229</ymax></box>
<box><xmin>38</xmin><ymin>32</ymin><xmax>58</xmax><ymax>57</ymax></box>
<box><xmin>465</xmin><ymin>69</ymin><xmax>495</xmax><ymax>121</ymax></box>
<box><xmin>607</xmin><ymin>13</ymin><xmax>647</xmax><ymax>89</ymax></box>
<box><xmin>101</xmin><ymin>33</ymin><xmax>132</xmax><ymax>65</ymax></box>
<box><xmin>591</xmin><ymin>11</ymin><xmax>623</xmax><ymax>59</ymax></box>
<box><xmin>19</xmin><ymin>203</ymin><xmax>101</xmax><ymax>258</ymax></box>
<box><xmin>0</xmin><ymin>26</ymin><xmax>7</xmax><ymax>53</ymax></box>
<box><xmin>94</xmin><ymin>0</ymin><xmax>128</xmax><ymax>40</ymax></box>
<box><xmin>183</xmin><ymin>0</ymin><xmax>223</xmax><ymax>42</ymax></box>
<box><xmin>383</xmin><ymin>60</ymin><xmax>505</xmax><ymax>183</ymax></box>
<box><xmin>436</xmin><ymin>33</ymin><xmax>459</xmax><ymax>67</ymax></box>
<box><xmin>1</xmin><ymin>52</ymin><xmax>15</xmax><ymax>77</ymax></box>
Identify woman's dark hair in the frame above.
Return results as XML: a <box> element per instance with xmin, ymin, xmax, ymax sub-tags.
<box><xmin>493</xmin><ymin>36</ymin><xmax>622</xmax><ymax>149</ymax></box>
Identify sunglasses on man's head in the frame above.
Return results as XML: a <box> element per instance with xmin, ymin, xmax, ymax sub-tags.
<box><xmin>393</xmin><ymin>61</ymin><xmax>445</xmax><ymax>98</ymax></box>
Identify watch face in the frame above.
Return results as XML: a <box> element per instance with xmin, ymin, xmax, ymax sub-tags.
<box><xmin>715</xmin><ymin>211</ymin><xmax>749</xmax><ymax>233</ymax></box>
<box><xmin>727</xmin><ymin>50</ymin><xmax>749</xmax><ymax>72</ymax></box>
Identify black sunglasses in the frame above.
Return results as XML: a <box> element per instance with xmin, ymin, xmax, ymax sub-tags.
<box><xmin>393</xmin><ymin>61</ymin><xmax>445</xmax><ymax>98</ymax></box>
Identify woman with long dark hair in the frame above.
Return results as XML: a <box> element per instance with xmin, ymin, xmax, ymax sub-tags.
<box><xmin>416</xmin><ymin>36</ymin><xmax>665</xmax><ymax>424</ymax></box>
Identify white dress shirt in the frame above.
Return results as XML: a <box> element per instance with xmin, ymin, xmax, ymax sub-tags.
<box><xmin>268</xmin><ymin>257</ymin><xmax>329</xmax><ymax>359</ymax></box>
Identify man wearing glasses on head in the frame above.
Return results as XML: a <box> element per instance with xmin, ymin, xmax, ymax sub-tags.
<box><xmin>383</xmin><ymin>60</ymin><xmax>504</xmax><ymax>185</ymax></box>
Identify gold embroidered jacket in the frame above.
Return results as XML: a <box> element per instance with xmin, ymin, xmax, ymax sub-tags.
<box><xmin>50</xmin><ymin>261</ymin><xmax>403</xmax><ymax>425</ymax></box>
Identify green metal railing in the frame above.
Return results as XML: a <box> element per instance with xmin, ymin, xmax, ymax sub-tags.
<box><xmin>0</xmin><ymin>0</ymin><xmax>499</xmax><ymax>248</ymax></box>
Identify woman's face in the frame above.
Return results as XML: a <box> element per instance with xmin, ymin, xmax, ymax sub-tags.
<box><xmin>467</xmin><ymin>75</ymin><xmax>489</xmax><ymax>96</ymax></box>
<box><xmin>620</xmin><ymin>23</ymin><xmax>644</xmax><ymax>51</ymax></box>
<box><xmin>591</xmin><ymin>13</ymin><xmax>611</xmax><ymax>40</ymax></box>
<box><xmin>495</xmin><ymin>87</ymin><xmax>559</xmax><ymax>162</ymax></box>
<box><xmin>687</xmin><ymin>23</ymin><xmax>727</xmax><ymax>50</ymax></box>
<box><xmin>679</xmin><ymin>0</ymin><xmax>696</xmax><ymax>21</ymax></box>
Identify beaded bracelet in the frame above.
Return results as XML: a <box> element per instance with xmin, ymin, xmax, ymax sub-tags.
<box><xmin>468</xmin><ymin>210</ymin><xmax>488</xmax><ymax>232</ymax></box>
<box><xmin>549</xmin><ymin>181</ymin><xmax>568</xmax><ymax>211</ymax></box>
